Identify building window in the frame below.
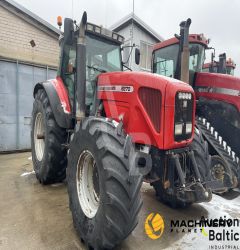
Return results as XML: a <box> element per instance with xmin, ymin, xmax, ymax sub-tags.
<box><xmin>140</xmin><ymin>41</ymin><xmax>153</xmax><ymax>70</ymax></box>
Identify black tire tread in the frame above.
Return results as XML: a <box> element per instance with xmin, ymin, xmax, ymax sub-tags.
<box><xmin>67</xmin><ymin>117</ymin><xmax>143</xmax><ymax>249</ymax></box>
<box><xmin>31</xmin><ymin>88</ymin><xmax>68</xmax><ymax>184</ymax></box>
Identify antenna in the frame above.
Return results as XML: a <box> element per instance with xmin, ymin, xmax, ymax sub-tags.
<box><xmin>131</xmin><ymin>0</ymin><xmax>134</xmax><ymax>40</ymax></box>
<box><xmin>130</xmin><ymin>0</ymin><xmax>135</xmax><ymax>67</ymax></box>
<box><xmin>72</xmin><ymin>0</ymin><xmax>74</xmax><ymax>19</ymax></box>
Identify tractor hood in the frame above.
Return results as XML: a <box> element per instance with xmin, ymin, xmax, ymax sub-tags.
<box><xmin>195</xmin><ymin>72</ymin><xmax>240</xmax><ymax>112</ymax></box>
<box><xmin>97</xmin><ymin>71</ymin><xmax>195</xmax><ymax>150</ymax></box>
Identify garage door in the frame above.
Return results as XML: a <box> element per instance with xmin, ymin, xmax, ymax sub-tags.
<box><xmin>0</xmin><ymin>59</ymin><xmax>57</xmax><ymax>151</ymax></box>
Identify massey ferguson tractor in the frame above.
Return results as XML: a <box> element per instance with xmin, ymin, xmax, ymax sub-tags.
<box><xmin>152</xmin><ymin>19</ymin><xmax>240</xmax><ymax>194</ymax></box>
<box><xmin>31</xmin><ymin>13</ymin><xmax>214</xmax><ymax>249</ymax></box>
<box><xmin>203</xmin><ymin>54</ymin><xmax>236</xmax><ymax>76</ymax></box>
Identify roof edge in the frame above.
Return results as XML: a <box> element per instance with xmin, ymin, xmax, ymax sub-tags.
<box><xmin>110</xmin><ymin>12</ymin><xmax>164</xmax><ymax>42</ymax></box>
<box><xmin>1</xmin><ymin>0</ymin><xmax>60</xmax><ymax>38</ymax></box>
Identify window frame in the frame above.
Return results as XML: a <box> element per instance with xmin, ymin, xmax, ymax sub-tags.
<box><xmin>140</xmin><ymin>40</ymin><xmax>154</xmax><ymax>71</ymax></box>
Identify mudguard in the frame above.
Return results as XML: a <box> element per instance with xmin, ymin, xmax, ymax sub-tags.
<box><xmin>33</xmin><ymin>77</ymin><xmax>73</xmax><ymax>129</ymax></box>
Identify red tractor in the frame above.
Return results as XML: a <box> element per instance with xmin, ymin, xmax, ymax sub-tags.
<box><xmin>203</xmin><ymin>55</ymin><xmax>236</xmax><ymax>76</ymax></box>
<box><xmin>31</xmin><ymin>13</ymin><xmax>213</xmax><ymax>249</ymax></box>
<box><xmin>152</xmin><ymin>19</ymin><xmax>240</xmax><ymax>193</ymax></box>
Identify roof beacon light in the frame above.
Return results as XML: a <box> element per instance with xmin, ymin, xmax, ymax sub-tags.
<box><xmin>57</xmin><ymin>16</ymin><xmax>63</xmax><ymax>29</ymax></box>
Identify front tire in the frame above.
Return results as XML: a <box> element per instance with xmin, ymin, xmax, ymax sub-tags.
<box><xmin>67</xmin><ymin>118</ymin><xmax>143</xmax><ymax>249</ymax></box>
<box><xmin>31</xmin><ymin>89</ymin><xmax>68</xmax><ymax>184</ymax></box>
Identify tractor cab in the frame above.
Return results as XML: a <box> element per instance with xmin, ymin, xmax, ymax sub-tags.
<box><xmin>203</xmin><ymin>57</ymin><xmax>236</xmax><ymax>75</ymax></box>
<box><xmin>57</xmin><ymin>17</ymin><xmax>140</xmax><ymax>116</ymax></box>
<box><xmin>152</xmin><ymin>34</ymin><xmax>208</xmax><ymax>85</ymax></box>
<box><xmin>58</xmin><ymin>18</ymin><xmax>124</xmax><ymax>111</ymax></box>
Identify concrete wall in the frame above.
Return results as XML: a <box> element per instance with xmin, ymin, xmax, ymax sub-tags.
<box><xmin>0</xmin><ymin>5</ymin><xmax>59</xmax><ymax>67</ymax></box>
<box><xmin>116</xmin><ymin>23</ymin><xmax>159</xmax><ymax>72</ymax></box>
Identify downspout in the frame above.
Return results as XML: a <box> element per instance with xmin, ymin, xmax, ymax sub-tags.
<box><xmin>16</xmin><ymin>60</ymin><xmax>19</xmax><ymax>149</ymax></box>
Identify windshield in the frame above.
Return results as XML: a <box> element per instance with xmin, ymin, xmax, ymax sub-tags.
<box><xmin>153</xmin><ymin>44</ymin><xmax>179</xmax><ymax>77</ymax></box>
<box><xmin>153</xmin><ymin>43</ymin><xmax>205</xmax><ymax>77</ymax></box>
<box><xmin>86</xmin><ymin>34</ymin><xmax>122</xmax><ymax>73</ymax></box>
<box><xmin>60</xmin><ymin>33</ymin><xmax>122</xmax><ymax>109</ymax></box>
<box><xmin>226</xmin><ymin>66</ymin><xmax>234</xmax><ymax>75</ymax></box>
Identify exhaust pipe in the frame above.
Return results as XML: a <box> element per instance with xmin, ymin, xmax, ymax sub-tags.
<box><xmin>218</xmin><ymin>53</ymin><xmax>227</xmax><ymax>74</ymax></box>
<box><xmin>179</xmin><ymin>18</ymin><xmax>191</xmax><ymax>84</ymax></box>
<box><xmin>76</xmin><ymin>11</ymin><xmax>87</xmax><ymax>121</ymax></box>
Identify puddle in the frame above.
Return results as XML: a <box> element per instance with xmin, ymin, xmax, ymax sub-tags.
<box><xmin>20</xmin><ymin>171</ymin><xmax>35</xmax><ymax>177</ymax></box>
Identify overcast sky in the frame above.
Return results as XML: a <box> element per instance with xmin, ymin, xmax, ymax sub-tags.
<box><xmin>15</xmin><ymin>0</ymin><xmax>240</xmax><ymax>76</ymax></box>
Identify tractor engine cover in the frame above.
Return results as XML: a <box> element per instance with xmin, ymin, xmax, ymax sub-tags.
<box><xmin>98</xmin><ymin>71</ymin><xmax>195</xmax><ymax>150</ymax></box>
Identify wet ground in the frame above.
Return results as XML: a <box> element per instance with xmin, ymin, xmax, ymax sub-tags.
<box><xmin>0</xmin><ymin>152</ymin><xmax>240</xmax><ymax>250</ymax></box>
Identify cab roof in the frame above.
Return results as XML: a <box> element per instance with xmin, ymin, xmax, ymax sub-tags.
<box><xmin>153</xmin><ymin>34</ymin><xmax>209</xmax><ymax>51</ymax></box>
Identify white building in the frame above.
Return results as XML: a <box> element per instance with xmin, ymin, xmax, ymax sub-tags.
<box><xmin>110</xmin><ymin>13</ymin><xmax>164</xmax><ymax>72</ymax></box>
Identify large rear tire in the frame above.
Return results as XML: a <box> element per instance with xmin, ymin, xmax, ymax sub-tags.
<box><xmin>31</xmin><ymin>89</ymin><xmax>68</xmax><ymax>184</ymax></box>
<box><xmin>67</xmin><ymin>118</ymin><xmax>144</xmax><ymax>249</ymax></box>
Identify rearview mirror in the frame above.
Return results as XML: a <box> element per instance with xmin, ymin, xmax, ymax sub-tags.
<box><xmin>64</xmin><ymin>18</ymin><xmax>74</xmax><ymax>45</ymax></box>
<box><xmin>135</xmin><ymin>48</ymin><xmax>140</xmax><ymax>65</ymax></box>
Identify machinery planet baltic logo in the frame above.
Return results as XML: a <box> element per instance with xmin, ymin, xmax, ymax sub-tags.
<box><xmin>145</xmin><ymin>214</ymin><xmax>239</xmax><ymax>247</ymax></box>
<box><xmin>144</xmin><ymin>213</ymin><xmax>165</xmax><ymax>240</ymax></box>
<box><xmin>171</xmin><ymin>216</ymin><xmax>240</xmax><ymax>248</ymax></box>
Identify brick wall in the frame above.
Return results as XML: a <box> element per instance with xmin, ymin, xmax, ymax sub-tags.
<box><xmin>0</xmin><ymin>5</ymin><xmax>59</xmax><ymax>67</ymax></box>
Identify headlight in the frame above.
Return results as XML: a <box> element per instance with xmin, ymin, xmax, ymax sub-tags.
<box><xmin>178</xmin><ymin>92</ymin><xmax>192</xmax><ymax>100</ymax></box>
<box><xmin>175</xmin><ymin>91</ymin><xmax>194</xmax><ymax>142</ymax></box>
<box><xmin>175</xmin><ymin>123</ymin><xmax>183</xmax><ymax>135</ymax></box>
<box><xmin>186</xmin><ymin>122</ymin><xmax>192</xmax><ymax>134</ymax></box>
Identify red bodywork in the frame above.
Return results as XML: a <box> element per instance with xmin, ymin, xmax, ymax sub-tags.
<box><xmin>153</xmin><ymin>34</ymin><xmax>208</xmax><ymax>51</ymax></box>
<box><xmin>50</xmin><ymin>72</ymin><xmax>195</xmax><ymax>150</ymax></box>
<box><xmin>203</xmin><ymin>62</ymin><xmax>217</xmax><ymax>70</ymax></box>
<box><xmin>195</xmin><ymin>72</ymin><xmax>240</xmax><ymax>112</ymax></box>
<box><xmin>98</xmin><ymin>71</ymin><xmax>195</xmax><ymax>150</ymax></box>
<box><xmin>52</xmin><ymin>76</ymin><xmax>71</xmax><ymax>114</ymax></box>
<box><xmin>203</xmin><ymin>60</ymin><xmax>236</xmax><ymax>71</ymax></box>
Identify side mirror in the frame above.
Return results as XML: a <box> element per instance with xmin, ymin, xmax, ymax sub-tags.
<box><xmin>135</xmin><ymin>48</ymin><xmax>140</xmax><ymax>65</ymax></box>
<box><xmin>64</xmin><ymin>18</ymin><xmax>74</xmax><ymax>45</ymax></box>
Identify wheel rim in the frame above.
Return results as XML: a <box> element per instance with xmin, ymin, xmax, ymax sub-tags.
<box><xmin>211</xmin><ymin>163</ymin><xmax>225</xmax><ymax>181</ymax></box>
<box><xmin>34</xmin><ymin>112</ymin><xmax>45</xmax><ymax>161</ymax></box>
<box><xmin>211</xmin><ymin>157</ymin><xmax>229</xmax><ymax>193</ymax></box>
<box><xmin>76</xmin><ymin>150</ymin><xmax>100</xmax><ymax>218</ymax></box>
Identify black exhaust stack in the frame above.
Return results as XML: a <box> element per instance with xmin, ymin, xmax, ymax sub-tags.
<box><xmin>76</xmin><ymin>12</ymin><xmax>87</xmax><ymax>121</ymax></box>
<box><xmin>218</xmin><ymin>53</ymin><xmax>227</xmax><ymax>74</ymax></box>
<box><xmin>179</xmin><ymin>18</ymin><xmax>191</xmax><ymax>84</ymax></box>
<box><xmin>210</xmin><ymin>48</ymin><xmax>216</xmax><ymax>73</ymax></box>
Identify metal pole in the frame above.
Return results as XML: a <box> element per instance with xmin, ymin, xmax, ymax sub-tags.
<box><xmin>72</xmin><ymin>0</ymin><xmax>74</xmax><ymax>20</ymax></box>
<box><xmin>130</xmin><ymin>0</ymin><xmax>135</xmax><ymax>68</ymax></box>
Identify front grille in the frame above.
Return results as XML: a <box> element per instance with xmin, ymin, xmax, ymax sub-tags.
<box><xmin>174</xmin><ymin>92</ymin><xmax>193</xmax><ymax>141</ymax></box>
<box><xmin>139</xmin><ymin>87</ymin><xmax>162</xmax><ymax>133</ymax></box>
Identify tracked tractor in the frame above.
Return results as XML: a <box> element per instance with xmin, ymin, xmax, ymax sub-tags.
<box><xmin>203</xmin><ymin>53</ymin><xmax>236</xmax><ymax>76</ymax></box>
<box><xmin>152</xmin><ymin>19</ymin><xmax>240</xmax><ymax>194</ymax></box>
<box><xmin>31</xmin><ymin>12</ymin><xmax>213</xmax><ymax>249</ymax></box>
